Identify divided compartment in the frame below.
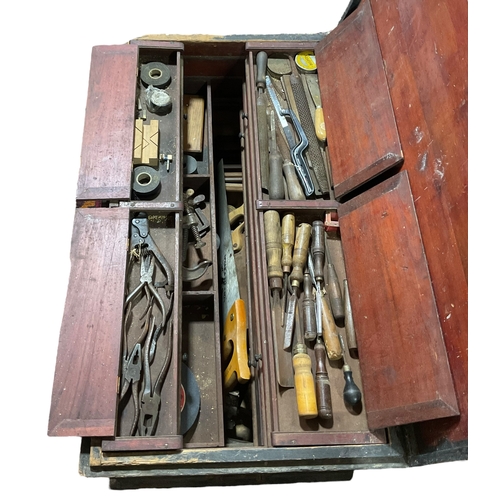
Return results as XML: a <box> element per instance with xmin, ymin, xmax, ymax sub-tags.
<box><xmin>131</xmin><ymin>44</ymin><xmax>183</xmax><ymax>203</ymax></box>
<box><xmin>258</xmin><ymin>208</ymin><xmax>385</xmax><ymax>447</ymax></box>
<box><xmin>105</xmin><ymin>209</ymin><xmax>183</xmax><ymax>451</ymax></box>
<box><xmin>247</xmin><ymin>47</ymin><xmax>334</xmax><ymax>203</ymax></box>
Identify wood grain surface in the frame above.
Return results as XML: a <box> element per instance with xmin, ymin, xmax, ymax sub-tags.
<box><xmin>77</xmin><ymin>45</ymin><xmax>138</xmax><ymax>201</ymax></box>
<box><xmin>338</xmin><ymin>171</ymin><xmax>459</xmax><ymax>430</ymax></box>
<box><xmin>315</xmin><ymin>0</ymin><xmax>403</xmax><ymax>199</ymax></box>
<box><xmin>48</xmin><ymin>208</ymin><xmax>129</xmax><ymax>436</ymax></box>
<box><xmin>370</xmin><ymin>0</ymin><xmax>468</xmax><ymax>447</ymax></box>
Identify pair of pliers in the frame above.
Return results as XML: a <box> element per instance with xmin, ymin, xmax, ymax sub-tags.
<box><xmin>130</xmin><ymin>213</ymin><xmax>174</xmax><ymax>293</ymax></box>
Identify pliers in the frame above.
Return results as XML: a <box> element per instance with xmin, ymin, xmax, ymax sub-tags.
<box><xmin>130</xmin><ymin>213</ymin><xmax>174</xmax><ymax>293</ymax></box>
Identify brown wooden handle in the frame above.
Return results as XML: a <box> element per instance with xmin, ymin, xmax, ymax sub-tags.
<box><xmin>281</xmin><ymin>213</ymin><xmax>295</xmax><ymax>272</ymax></box>
<box><xmin>326</xmin><ymin>262</ymin><xmax>345</xmax><ymax>323</ymax></box>
<box><xmin>264</xmin><ymin>211</ymin><xmax>283</xmax><ymax>287</ymax></box>
<box><xmin>290</xmin><ymin>223</ymin><xmax>311</xmax><ymax>286</ymax></box>
<box><xmin>283</xmin><ymin>160</ymin><xmax>306</xmax><ymax>200</ymax></box>
<box><xmin>311</xmin><ymin>220</ymin><xmax>325</xmax><ymax>282</ymax></box>
<box><xmin>314</xmin><ymin>338</ymin><xmax>333</xmax><ymax>419</ymax></box>
<box><xmin>321</xmin><ymin>294</ymin><xmax>343</xmax><ymax>360</ymax></box>
<box><xmin>302</xmin><ymin>271</ymin><xmax>317</xmax><ymax>341</ymax></box>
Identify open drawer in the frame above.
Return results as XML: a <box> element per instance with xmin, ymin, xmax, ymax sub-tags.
<box><xmin>48</xmin><ymin>0</ymin><xmax>467</xmax><ymax>487</ymax></box>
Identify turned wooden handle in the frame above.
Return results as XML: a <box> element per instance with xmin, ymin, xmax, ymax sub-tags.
<box><xmin>263</xmin><ymin>210</ymin><xmax>283</xmax><ymax>285</ymax></box>
<box><xmin>293</xmin><ymin>344</ymin><xmax>318</xmax><ymax>419</ymax></box>
<box><xmin>321</xmin><ymin>294</ymin><xmax>343</xmax><ymax>360</ymax></box>
<box><xmin>290</xmin><ymin>223</ymin><xmax>311</xmax><ymax>287</ymax></box>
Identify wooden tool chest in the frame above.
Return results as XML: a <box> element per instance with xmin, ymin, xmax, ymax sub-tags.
<box><xmin>48</xmin><ymin>0</ymin><xmax>468</xmax><ymax>488</ymax></box>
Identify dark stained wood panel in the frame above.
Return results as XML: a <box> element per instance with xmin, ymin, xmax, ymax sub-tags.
<box><xmin>48</xmin><ymin>208</ymin><xmax>129</xmax><ymax>436</ymax></box>
<box><xmin>370</xmin><ymin>0</ymin><xmax>468</xmax><ymax>447</ymax></box>
<box><xmin>77</xmin><ymin>45</ymin><xmax>138</xmax><ymax>201</ymax></box>
<box><xmin>338</xmin><ymin>171</ymin><xmax>458</xmax><ymax>430</ymax></box>
<box><xmin>315</xmin><ymin>0</ymin><xmax>402</xmax><ymax>199</ymax></box>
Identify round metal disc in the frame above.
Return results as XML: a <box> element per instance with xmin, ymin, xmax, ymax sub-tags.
<box><xmin>180</xmin><ymin>363</ymin><xmax>201</xmax><ymax>435</ymax></box>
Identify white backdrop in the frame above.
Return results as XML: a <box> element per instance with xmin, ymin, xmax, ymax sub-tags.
<box><xmin>2</xmin><ymin>1</ymin><xmax>476</xmax><ymax>497</ymax></box>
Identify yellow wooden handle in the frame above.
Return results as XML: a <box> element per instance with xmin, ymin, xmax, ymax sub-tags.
<box><xmin>293</xmin><ymin>344</ymin><xmax>318</xmax><ymax>419</ymax></box>
<box><xmin>314</xmin><ymin>107</ymin><xmax>326</xmax><ymax>142</ymax></box>
<box><xmin>281</xmin><ymin>213</ymin><xmax>295</xmax><ymax>272</ymax></box>
<box><xmin>223</xmin><ymin>299</ymin><xmax>250</xmax><ymax>390</ymax></box>
<box><xmin>231</xmin><ymin>221</ymin><xmax>245</xmax><ymax>253</ymax></box>
<box><xmin>264</xmin><ymin>211</ymin><xmax>283</xmax><ymax>282</ymax></box>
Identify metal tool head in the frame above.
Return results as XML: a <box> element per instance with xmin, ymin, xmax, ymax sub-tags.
<box><xmin>140</xmin><ymin>253</ymin><xmax>154</xmax><ymax>284</ymax></box>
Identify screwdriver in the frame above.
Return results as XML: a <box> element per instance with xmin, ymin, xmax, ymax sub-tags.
<box><xmin>284</xmin><ymin>223</ymin><xmax>311</xmax><ymax>349</ymax></box>
<box><xmin>281</xmin><ymin>213</ymin><xmax>295</xmax><ymax>326</ymax></box>
<box><xmin>306</xmin><ymin>255</ymin><xmax>333</xmax><ymax>420</ymax></box>
<box><xmin>310</xmin><ymin>220</ymin><xmax>342</xmax><ymax>360</ymax></box>
<box><xmin>292</xmin><ymin>301</ymin><xmax>318</xmax><ymax>419</ymax></box>
<box><xmin>302</xmin><ymin>270</ymin><xmax>317</xmax><ymax>341</ymax></box>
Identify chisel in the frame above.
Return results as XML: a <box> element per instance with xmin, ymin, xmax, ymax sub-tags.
<box><xmin>284</xmin><ymin>223</ymin><xmax>311</xmax><ymax>349</ymax></box>
<box><xmin>281</xmin><ymin>213</ymin><xmax>295</xmax><ymax>326</ymax></box>
<box><xmin>324</xmin><ymin>232</ymin><xmax>345</xmax><ymax>323</ymax></box>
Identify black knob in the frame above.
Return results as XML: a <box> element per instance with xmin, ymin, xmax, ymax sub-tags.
<box><xmin>343</xmin><ymin>364</ymin><xmax>362</xmax><ymax>407</ymax></box>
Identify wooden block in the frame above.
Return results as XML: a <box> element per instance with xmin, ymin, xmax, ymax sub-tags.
<box><xmin>183</xmin><ymin>95</ymin><xmax>204</xmax><ymax>153</ymax></box>
<box><xmin>144</xmin><ymin>119</ymin><xmax>159</xmax><ymax>166</ymax></box>
<box><xmin>133</xmin><ymin>119</ymin><xmax>143</xmax><ymax>164</ymax></box>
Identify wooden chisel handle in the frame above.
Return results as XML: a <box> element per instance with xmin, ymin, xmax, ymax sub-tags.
<box><xmin>320</xmin><ymin>293</ymin><xmax>343</xmax><ymax>360</ymax></box>
<box><xmin>283</xmin><ymin>160</ymin><xmax>306</xmax><ymax>200</ymax></box>
<box><xmin>302</xmin><ymin>271</ymin><xmax>317</xmax><ymax>341</ymax></box>
<box><xmin>290</xmin><ymin>223</ymin><xmax>311</xmax><ymax>287</ymax></box>
<box><xmin>263</xmin><ymin>210</ymin><xmax>283</xmax><ymax>289</ymax></box>
<box><xmin>314</xmin><ymin>337</ymin><xmax>333</xmax><ymax>419</ymax></box>
<box><xmin>281</xmin><ymin>213</ymin><xmax>295</xmax><ymax>273</ymax></box>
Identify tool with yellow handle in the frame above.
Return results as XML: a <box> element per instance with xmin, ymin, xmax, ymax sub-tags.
<box><xmin>216</xmin><ymin>160</ymin><xmax>250</xmax><ymax>391</ymax></box>
<box><xmin>304</xmin><ymin>74</ymin><xmax>326</xmax><ymax>142</ymax></box>
<box><xmin>293</xmin><ymin>305</ymin><xmax>318</xmax><ymax>419</ymax></box>
<box><xmin>281</xmin><ymin>213</ymin><xmax>295</xmax><ymax>326</ymax></box>
<box><xmin>284</xmin><ymin>223</ymin><xmax>311</xmax><ymax>349</ymax></box>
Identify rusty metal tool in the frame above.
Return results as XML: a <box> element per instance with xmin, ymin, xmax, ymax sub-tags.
<box><xmin>281</xmin><ymin>213</ymin><xmax>295</xmax><ymax>326</ymax></box>
<box><xmin>139</xmin><ymin>318</ymin><xmax>173</xmax><ymax>436</ymax></box>
<box><xmin>264</xmin><ymin>211</ymin><xmax>293</xmax><ymax>387</ymax></box>
<box><xmin>256</xmin><ymin>52</ymin><xmax>269</xmax><ymax>191</ymax></box>
<box><xmin>216</xmin><ymin>160</ymin><xmax>251</xmax><ymax>391</ymax></box>
<box><xmin>343</xmin><ymin>279</ymin><xmax>358</xmax><ymax>357</ymax></box>
<box><xmin>284</xmin><ymin>223</ymin><xmax>311</xmax><ymax>349</ymax></box>
<box><xmin>288</xmin><ymin>55</ymin><xmax>329</xmax><ymax>194</ymax></box>
<box><xmin>268</xmin><ymin>110</ymin><xmax>285</xmax><ymax>200</ymax></box>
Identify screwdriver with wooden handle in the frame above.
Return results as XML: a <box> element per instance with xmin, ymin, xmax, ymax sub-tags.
<box><xmin>293</xmin><ymin>300</ymin><xmax>318</xmax><ymax>419</ymax></box>
<box><xmin>311</xmin><ymin>221</ymin><xmax>342</xmax><ymax>360</ymax></box>
<box><xmin>284</xmin><ymin>223</ymin><xmax>311</xmax><ymax>349</ymax></box>
<box><xmin>307</xmin><ymin>254</ymin><xmax>333</xmax><ymax>420</ymax></box>
<box><xmin>281</xmin><ymin>213</ymin><xmax>295</xmax><ymax>326</ymax></box>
